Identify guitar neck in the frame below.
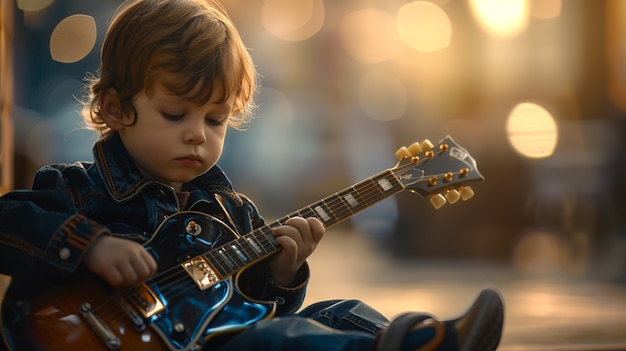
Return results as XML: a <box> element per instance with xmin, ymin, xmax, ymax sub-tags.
<box><xmin>279</xmin><ymin>168</ymin><xmax>405</xmax><ymax>228</ymax></box>
<box><xmin>202</xmin><ymin>136</ymin><xmax>484</xmax><ymax>278</ymax></box>
<box><xmin>205</xmin><ymin>168</ymin><xmax>405</xmax><ymax>278</ymax></box>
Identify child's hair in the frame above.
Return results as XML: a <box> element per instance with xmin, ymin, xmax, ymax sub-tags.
<box><xmin>81</xmin><ymin>0</ymin><xmax>257</xmax><ymax>138</ymax></box>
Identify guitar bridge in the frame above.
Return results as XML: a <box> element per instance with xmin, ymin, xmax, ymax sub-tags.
<box><xmin>181</xmin><ymin>256</ymin><xmax>222</xmax><ymax>291</ymax></box>
<box><xmin>128</xmin><ymin>283</ymin><xmax>166</xmax><ymax>319</ymax></box>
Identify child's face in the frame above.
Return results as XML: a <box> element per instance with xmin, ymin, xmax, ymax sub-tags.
<box><xmin>117</xmin><ymin>75</ymin><xmax>233</xmax><ymax>192</ymax></box>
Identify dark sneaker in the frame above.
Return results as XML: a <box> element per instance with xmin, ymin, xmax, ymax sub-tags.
<box><xmin>447</xmin><ymin>288</ymin><xmax>504</xmax><ymax>351</ymax></box>
<box><xmin>376</xmin><ymin>288</ymin><xmax>505</xmax><ymax>351</ymax></box>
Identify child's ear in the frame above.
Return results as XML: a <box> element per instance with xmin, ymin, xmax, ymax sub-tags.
<box><xmin>100</xmin><ymin>88</ymin><xmax>126</xmax><ymax>131</ymax></box>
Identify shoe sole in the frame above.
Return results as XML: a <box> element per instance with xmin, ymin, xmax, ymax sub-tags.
<box><xmin>457</xmin><ymin>288</ymin><xmax>505</xmax><ymax>351</ymax></box>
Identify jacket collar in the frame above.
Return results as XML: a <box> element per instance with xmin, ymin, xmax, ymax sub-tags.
<box><xmin>93</xmin><ymin>132</ymin><xmax>235</xmax><ymax>203</ymax></box>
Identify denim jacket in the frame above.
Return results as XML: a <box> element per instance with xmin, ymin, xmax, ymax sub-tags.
<box><xmin>0</xmin><ymin>133</ymin><xmax>308</xmax><ymax>315</ymax></box>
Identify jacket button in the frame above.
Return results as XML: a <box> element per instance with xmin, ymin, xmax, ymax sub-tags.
<box><xmin>59</xmin><ymin>248</ymin><xmax>71</xmax><ymax>260</ymax></box>
<box><xmin>274</xmin><ymin>296</ymin><xmax>285</xmax><ymax>305</ymax></box>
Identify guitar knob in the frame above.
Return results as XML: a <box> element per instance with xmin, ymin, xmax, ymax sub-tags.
<box><xmin>459</xmin><ymin>186</ymin><xmax>475</xmax><ymax>201</ymax></box>
<box><xmin>395</xmin><ymin>146</ymin><xmax>412</xmax><ymax>160</ymax></box>
<box><xmin>186</xmin><ymin>220</ymin><xmax>202</xmax><ymax>236</ymax></box>
<box><xmin>430</xmin><ymin>194</ymin><xmax>447</xmax><ymax>209</ymax></box>
<box><xmin>173</xmin><ymin>322</ymin><xmax>188</xmax><ymax>341</ymax></box>
<box><xmin>445</xmin><ymin>189</ymin><xmax>461</xmax><ymax>204</ymax></box>
<box><xmin>174</xmin><ymin>322</ymin><xmax>186</xmax><ymax>334</ymax></box>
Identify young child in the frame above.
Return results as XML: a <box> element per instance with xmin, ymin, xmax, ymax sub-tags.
<box><xmin>0</xmin><ymin>0</ymin><xmax>504</xmax><ymax>350</ymax></box>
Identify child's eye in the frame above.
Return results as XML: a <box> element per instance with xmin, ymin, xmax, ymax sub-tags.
<box><xmin>162</xmin><ymin>112</ymin><xmax>185</xmax><ymax>121</ymax></box>
<box><xmin>206</xmin><ymin>117</ymin><xmax>227</xmax><ymax>126</ymax></box>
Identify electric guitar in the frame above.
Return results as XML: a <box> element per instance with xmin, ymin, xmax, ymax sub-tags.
<box><xmin>1</xmin><ymin>135</ymin><xmax>484</xmax><ymax>351</ymax></box>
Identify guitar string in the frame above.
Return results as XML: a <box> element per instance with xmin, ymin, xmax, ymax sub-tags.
<box><xmin>90</xmin><ymin>180</ymin><xmax>417</xmax><ymax>323</ymax></box>
<box><xmin>90</xmin><ymin>229</ymin><xmax>282</xmax><ymax>320</ymax></box>
<box><xmin>120</xmin><ymin>163</ymin><xmax>456</xmax><ymax>303</ymax></box>
<box><xmin>90</xmin><ymin>161</ymin><xmax>462</xmax><ymax>324</ymax></box>
<box><xmin>100</xmin><ymin>177</ymin><xmax>398</xmax><ymax>316</ymax></box>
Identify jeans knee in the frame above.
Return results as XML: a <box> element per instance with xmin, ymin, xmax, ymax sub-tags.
<box><xmin>298</xmin><ymin>299</ymin><xmax>389</xmax><ymax>335</ymax></box>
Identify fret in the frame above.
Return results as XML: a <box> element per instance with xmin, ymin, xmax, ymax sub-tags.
<box><xmin>295</xmin><ymin>207</ymin><xmax>315</xmax><ymax>219</ymax></box>
<box><xmin>229</xmin><ymin>243</ymin><xmax>248</xmax><ymax>263</ymax></box>
<box><xmin>217</xmin><ymin>248</ymin><xmax>236</xmax><ymax>270</ymax></box>
<box><xmin>354</xmin><ymin>172</ymin><xmax>400</xmax><ymax>207</ymax></box>
<box><xmin>338</xmin><ymin>186</ymin><xmax>368</xmax><ymax>213</ymax></box>
<box><xmin>254</xmin><ymin>228</ymin><xmax>279</xmax><ymax>253</ymax></box>
<box><xmin>206</xmin><ymin>250</ymin><xmax>230</xmax><ymax>277</ymax></box>
<box><xmin>376</xmin><ymin>177</ymin><xmax>394</xmax><ymax>192</ymax></box>
<box><xmin>354</xmin><ymin>178</ymin><xmax>381</xmax><ymax>205</ymax></box>
<box><xmin>343</xmin><ymin>192</ymin><xmax>360</xmax><ymax>208</ymax></box>
<box><xmin>236</xmin><ymin>237</ymin><xmax>259</xmax><ymax>261</ymax></box>
<box><xmin>244</xmin><ymin>234</ymin><xmax>265</xmax><ymax>255</ymax></box>
<box><xmin>288</xmin><ymin>201</ymin><xmax>339</xmax><ymax>228</ymax></box>
<box><xmin>373</xmin><ymin>171</ymin><xmax>403</xmax><ymax>194</ymax></box>
<box><xmin>330</xmin><ymin>191</ymin><xmax>356</xmax><ymax>221</ymax></box>
<box><xmin>270</xmin><ymin>217</ymin><xmax>288</xmax><ymax>228</ymax></box>
<box><xmin>314</xmin><ymin>205</ymin><xmax>331</xmax><ymax>222</ymax></box>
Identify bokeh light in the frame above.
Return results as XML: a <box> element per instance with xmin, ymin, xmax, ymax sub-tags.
<box><xmin>469</xmin><ymin>0</ymin><xmax>529</xmax><ymax>37</ymax></box>
<box><xmin>339</xmin><ymin>9</ymin><xmax>402</xmax><ymax>64</ymax></box>
<box><xmin>530</xmin><ymin>0</ymin><xmax>562</xmax><ymax>19</ymax></box>
<box><xmin>50</xmin><ymin>14</ymin><xmax>97</xmax><ymax>63</ymax></box>
<box><xmin>261</xmin><ymin>0</ymin><xmax>325</xmax><ymax>42</ymax></box>
<box><xmin>396</xmin><ymin>1</ymin><xmax>452</xmax><ymax>53</ymax></box>
<box><xmin>17</xmin><ymin>0</ymin><xmax>53</xmax><ymax>12</ymax></box>
<box><xmin>506</xmin><ymin>102</ymin><xmax>558</xmax><ymax>159</ymax></box>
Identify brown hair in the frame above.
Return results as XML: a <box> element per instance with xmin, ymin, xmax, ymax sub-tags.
<box><xmin>82</xmin><ymin>0</ymin><xmax>257</xmax><ymax>138</ymax></box>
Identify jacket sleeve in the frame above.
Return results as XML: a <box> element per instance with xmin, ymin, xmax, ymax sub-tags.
<box><xmin>234</xmin><ymin>194</ymin><xmax>310</xmax><ymax>315</ymax></box>
<box><xmin>0</xmin><ymin>165</ymin><xmax>109</xmax><ymax>278</ymax></box>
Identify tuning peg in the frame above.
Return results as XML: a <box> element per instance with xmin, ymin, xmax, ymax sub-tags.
<box><xmin>430</xmin><ymin>193</ymin><xmax>447</xmax><ymax>209</ymax></box>
<box><xmin>445</xmin><ymin>189</ymin><xmax>461</xmax><ymax>204</ymax></box>
<box><xmin>395</xmin><ymin>146</ymin><xmax>412</xmax><ymax>160</ymax></box>
<box><xmin>420</xmin><ymin>139</ymin><xmax>434</xmax><ymax>151</ymax></box>
<box><xmin>459</xmin><ymin>186</ymin><xmax>475</xmax><ymax>201</ymax></box>
<box><xmin>407</xmin><ymin>141</ymin><xmax>423</xmax><ymax>155</ymax></box>
<box><xmin>396</xmin><ymin>139</ymin><xmax>435</xmax><ymax>160</ymax></box>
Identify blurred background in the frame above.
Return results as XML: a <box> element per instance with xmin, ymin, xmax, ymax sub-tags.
<box><xmin>3</xmin><ymin>0</ymin><xmax>626</xmax><ymax>348</ymax></box>
<box><xmin>3</xmin><ymin>0</ymin><xmax>626</xmax><ymax>280</ymax></box>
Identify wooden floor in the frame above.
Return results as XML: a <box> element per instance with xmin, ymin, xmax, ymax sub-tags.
<box><xmin>305</xmin><ymin>232</ymin><xmax>626</xmax><ymax>351</ymax></box>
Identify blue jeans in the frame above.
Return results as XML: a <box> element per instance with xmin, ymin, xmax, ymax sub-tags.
<box><xmin>217</xmin><ymin>300</ymin><xmax>390</xmax><ymax>351</ymax></box>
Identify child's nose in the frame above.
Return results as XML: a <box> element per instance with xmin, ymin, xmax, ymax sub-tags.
<box><xmin>184</xmin><ymin>124</ymin><xmax>206</xmax><ymax>145</ymax></box>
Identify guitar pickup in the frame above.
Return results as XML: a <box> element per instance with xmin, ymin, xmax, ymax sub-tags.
<box><xmin>181</xmin><ymin>256</ymin><xmax>222</xmax><ymax>291</ymax></box>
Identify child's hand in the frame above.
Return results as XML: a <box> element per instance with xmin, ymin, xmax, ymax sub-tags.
<box><xmin>84</xmin><ymin>235</ymin><xmax>157</xmax><ymax>287</ymax></box>
<box><xmin>270</xmin><ymin>217</ymin><xmax>324</xmax><ymax>287</ymax></box>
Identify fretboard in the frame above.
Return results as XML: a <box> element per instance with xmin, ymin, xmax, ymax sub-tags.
<box><xmin>204</xmin><ymin>169</ymin><xmax>405</xmax><ymax>278</ymax></box>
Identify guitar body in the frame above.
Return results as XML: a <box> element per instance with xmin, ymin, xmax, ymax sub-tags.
<box><xmin>1</xmin><ymin>212</ymin><xmax>276</xmax><ymax>351</ymax></box>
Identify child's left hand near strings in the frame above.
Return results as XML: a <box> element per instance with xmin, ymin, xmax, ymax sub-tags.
<box><xmin>270</xmin><ymin>217</ymin><xmax>325</xmax><ymax>287</ymax></box>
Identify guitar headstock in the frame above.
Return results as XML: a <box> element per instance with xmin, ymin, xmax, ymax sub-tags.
<box><xmin>392</xmin><ymin>135</ymin><xmax>484</xmax><ymax>209</ymax></box>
